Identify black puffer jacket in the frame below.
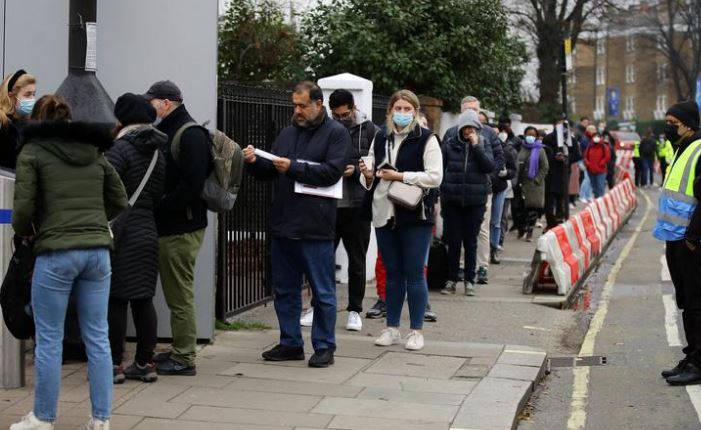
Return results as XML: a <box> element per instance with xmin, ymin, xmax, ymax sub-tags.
<box><xmin>340</xmin><ymin>112</ymin><xmax>378</xmax><ymax>208</ymax></box>
<box><xmin>105</xmin><ymin>125</ymin><xmax>166</xmax><ymax>299</ymax></box>
<box><xmin>0</xmin><ymin>115</ymin><xmax>22</xmax><ymax>170</ymax></box>
<box><xmin>492</xmin><ymin>138</ymin><xmax>518</xmax><ymax>193</ymax></box>
<box><xmin>440</xmin><ymin>123</ymin><xmax>495</xmax><ymax>207</ymax></box>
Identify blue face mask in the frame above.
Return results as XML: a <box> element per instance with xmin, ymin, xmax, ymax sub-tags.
<box><xmin>393</xmin><ymin>112</ymin><xmax>413</xmax><ymax>128</ymax></box>
<box><xmin>525</xmin><ymin>135</ymin><xmax>536</xmax><ymax>144</ymax></box>
<box><xmin>17</xmin><ymin>99</ymin><xmax>35</xmax><ymax>117</ymax></box>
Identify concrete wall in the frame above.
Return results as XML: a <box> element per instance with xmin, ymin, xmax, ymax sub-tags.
<box><xmin>0</xmin><ymin>0</ymin><xmax>219</xmax><ymax>340</ymax></box>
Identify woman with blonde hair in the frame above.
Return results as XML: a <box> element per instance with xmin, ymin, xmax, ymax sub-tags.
<box><xmin>0</xmin><ymin>69</ymin><xmax>36</xmax><ymax>169</ymax></box>
<box><xmin>359</xmin><ymin>90</ymin><xmax>442</xmax><ymax>351</ymax></box>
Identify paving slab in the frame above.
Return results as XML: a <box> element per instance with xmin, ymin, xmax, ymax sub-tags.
<box><xmin>345</xmin><ymin>372</ymin><xmax>478</xmax><ymax>395</ymax></box>
<box><xmin>312</xmin><ymin>396</ymin><xmax>458</xmax><ymax>422</ymax></box>
<box><xmin>220</xmin><ymin>359</ymin><xmax>369</xmax><ymax>384</ymax></box>
<box><xmin>364</xmin><ymin>352</ymin><xmax>466</xmax><ymax>379</ymax></box>
<box><xmin>487</xmin><ymin>363</ymin><xmax>542</xmax><ymax>383</ymax></box>
<box><xmin>113</xmin><ymin>384</ymin><xmax>191</xmax><ymax>419</ymax></box>
<box><xmin>170</xmin><ymin>387</ymin><xmax>322</xmax><ymax>412</ymax></box>
<box><xmin>497</xmin><ymin>349</ymin><xmax>548</xmax><ymax>367</ymax></box>
<box><xmin>328</xmin><ymin>415</ymin><xmax>450</xmax><ymax>430</ymax></box>
<box><xmin>180</xmin><ymin>405</ymin><xmax>334</xmax><ymax>428</ymax></box>
<box><xmin>225</xmin><ymin>376</ymin><xmax>362</xmax><ymax>397</ymax></box>
<box><xmin>357</xmin><ymin>387</ymin><xmax>465</xmax><ymax>406</ymax></box>
<box><xmin>451</xmin><ymin>377</ymin><xmax>532</xmax><ymax>430</ymax></box>
<box><xmin>131</xmin><ymin>417</ymin><xmax>290</xmax><ymax>430</ymax></box>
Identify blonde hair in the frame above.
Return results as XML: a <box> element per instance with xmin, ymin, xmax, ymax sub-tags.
<box><xmin>385</xmin><ymin>89</ymin><xmax>420</xmax><ymax>134</ymax></box>
<box><xmin>0</xmin><ymin>73</ymin><xmax>36</xmax><ymax>128</ymax></box>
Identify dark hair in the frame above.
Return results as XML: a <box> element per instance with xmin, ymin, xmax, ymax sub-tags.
<box><xmin>31</xmin><ymin>95</ymin><xmax>72</xmax><ymax>121</ymax></box>
<box><xmin>293</xmin><ymin>81</ymin><xmax>323</xmax><ymax>102</ymax></box>
<box><xmin>329</xmin><ymin>89</ymin><xmax>354</xmax><ymax>109</ymax></box>
<box><xmin>580</xmin><ymin>116</ymin><xmax>590</xmax><ymax>122</ymax></box>
<box><xmin>524</xmin><ymin>126</ymin><xmax>539</xmax><ymax>136</ymax></box>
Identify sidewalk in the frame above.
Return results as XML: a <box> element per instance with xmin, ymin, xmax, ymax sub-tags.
<box><xmin>0</xmin><ymin>329</ymin><xmax>546</xmax><ymax>430</ymax></box>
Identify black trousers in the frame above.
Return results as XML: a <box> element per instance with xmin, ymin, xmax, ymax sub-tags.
<box><xmin>444</xmin><ymin>204</ymin><xmax>485</xmax><ymax>284</ymax></box>
<box><xmin>660</xmin><ymin>160</ymin><xmax>668</xmax><ymax>185</ymax></box>
<box><xmin>544</xmin><ymin>192</ymin><xmax>566</xmax><ymax>229</ymax></box>
<box><xmin>633</xmin><ymin>157</ymin><xmax>642</xmax><ymax>187</ymax></box>
<box><xmin>667</xmin><ymin>240</ymin><xmax>701</xmax><ymax>367</ymax></box>
<box><xmin>108</xmin><ymin>297</ymin><xmax>158</xmax><ymax>366</ymax></box>
<box><xmin>334</xmin><ymin>207</ymin><xmax>371</xmax><ymax>313</ymax></box>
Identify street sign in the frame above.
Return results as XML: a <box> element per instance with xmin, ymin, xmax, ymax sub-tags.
<box><xmin>564</xmin><ymin>38</ymin><xmax>573</xmax><ymax>72</ymax></box>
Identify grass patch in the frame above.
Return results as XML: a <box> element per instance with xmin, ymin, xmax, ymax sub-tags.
<box><xmin>215</xmin><ymin>319</ymin><xmax>271</xmax><ymax>331</ymax></box>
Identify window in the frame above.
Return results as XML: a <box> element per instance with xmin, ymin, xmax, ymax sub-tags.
<box><xmin>570</xmin><ymin>97</ymin><xmax>576</xmax><ymax>115</ymax></box>
<box><xmin>596</xmin><ymin>66</ymin><xmax>606</xmax><ymax>86</ymax></box>
<box><xmin>597</xmin><ymin>38</ymin><xmax>606</xmax><ymax>55</ymax></box>
<box><xmin>625</xmin><ymin>64</ymin><xmax>636</xmax><ymax>84</ymax></box>
<box><xmin>626</xmin><ymin>34</ymin><xmax>636</xmax><ymax>53</ymax></box>
<box><xmin>624</xmin><ymin>95</ymin><xmax>636</xmax><ymax>119</ymax></box>
<box><xmin>657</xmin><ymin>63</ymin><xmax>667</xmax><ymax>81</ymax></box>
<box><xmin>656</xmin><ymin>94</ymin><xmax>668</xmax><ymax>112</ymax></box>
<box><xmin>596</xmin><ymin>95</ymin><xmax>606</xmax><ymax>112</ymax></box>
<box><xmin>568</xmin><ymin>69</ymin><xmax>577</xmax><ymax>85</ymax></box>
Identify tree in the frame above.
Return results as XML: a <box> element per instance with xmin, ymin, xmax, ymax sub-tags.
<box><xmin>297</xmin><ymin>0</ymin><xmax>526</xmax><ymax>111</ymax></box>
<box><xmin>508</xmin><ymin>0</ymin><xmax>617</xmax><ymax>119</ymax></box>
<box><xmin>218</xmin><ymin>0</ymin><xmax>303</xmax><ymax>83</ymax></box>
<box><xmin>642</xmin><ymin>0</ymin><xmax>701</xmax><ymax>102</ymax></box>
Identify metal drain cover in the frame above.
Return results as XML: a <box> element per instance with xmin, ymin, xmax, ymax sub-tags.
<box><xmin>548</xmin><ymin>355</ymin><xmax>608</xmax><ymax>369</ymax></box>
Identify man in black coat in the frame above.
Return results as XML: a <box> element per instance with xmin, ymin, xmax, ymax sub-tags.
<box><xmin>145</xmin><ymin>80</ymin><xmax>212</xmax><ymax>376</ymax></box>
<box><xmin>543</xmin><ymin>121</ymin><xmax>571</xmax><ymax>229</ymax></box>
<box><xmin>244</xmin><ymin>81</ymin><xmax>352</xmax><ymax>368</ymax></box>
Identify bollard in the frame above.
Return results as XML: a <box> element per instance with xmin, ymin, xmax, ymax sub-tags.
<box><xmin>0</xmin><ymin>171</ymin><xmax>24</xmax><ymax>388</ymax></box>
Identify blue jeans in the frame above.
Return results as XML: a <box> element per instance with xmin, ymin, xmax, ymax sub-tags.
<box><xmin>490</xmin><ymin>191</ymin><xmax>506</xmax><ymax>250</ymax></box>
<box><xmin>590</xmin><ymin>172</ymin><xmax>607</xmax><ymax>198</ymax></box>
<box><xmin>641</xmin><ymin>158</ymin><xmax>654</xmax><ymax>186</ymax></box>
<box><xmin>271</xmin><ymin>238</ymin><xmax>336</xmax><ymax>351</ymax></box>
<box><xmin>32</xmin><ymin>248</ymin><xmax>112</xmax><ymax>422</ymax></box>
<box><xmin>376</xmin><ymin>224</ymin><xmax>432</xmax><ymax>330</ymax></box>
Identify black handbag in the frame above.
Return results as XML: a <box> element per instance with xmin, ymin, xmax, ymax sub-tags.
<box><xmin>109</xmin><ymin>150</ymin><xmax>159</xmax><ymax>245</ymax></box>
<box><xmin>0</xmin><ymin>235</ymin><xmax>35</xmax><ymax>340</ymax></box>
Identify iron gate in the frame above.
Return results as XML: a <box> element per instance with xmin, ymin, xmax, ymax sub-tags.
<box><xmin>216</xmin><ymin>83</ymin><xmax>294</xmax><ymax>319</ymax></box>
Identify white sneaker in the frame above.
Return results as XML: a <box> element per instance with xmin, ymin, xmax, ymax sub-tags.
<box><xmin>405</xmin><ymin>330</ymin><xmax>424</xmax><ymax>351</ymax></box>
<box><xmin>374</xmin><ymin>327</ymin><xmax>401</xmax><ymax>346</ymax></box>
<box><xmin>85</xmin><ymin>417</ymin><xmax>110</xmax><ymax>430</ymax></box>
<box><xmin>300</xmin><ymin>307</ymin><xmax>313</xmax><ymax>327</ymax></box>
<box><xmin>10</xmin><ymin>412</ymin><xmax>53</xmax><ymax>430</ymax></box>
<box><xmin>346</xmin><ymin>311</ymin><xmax>362</xmax><ymax>331</ymax></box>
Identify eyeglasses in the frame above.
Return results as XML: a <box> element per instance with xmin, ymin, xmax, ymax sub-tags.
<box><xmin>332</xmin><ymin>110</ymin><xmax>354</xmax><ymax>121</ymax></box>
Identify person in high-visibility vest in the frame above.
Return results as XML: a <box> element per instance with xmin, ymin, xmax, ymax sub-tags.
<box><xmin>633</xmin><ymin>139</ymin><xmax>642</xmax><ymax>187</ymax></box>
<box><xmin>654</xmin><ymin>100</ymin><xmax>701</xmax><ymax>385</ymax></box>
<box><xmin>657</xmin><ymin>137</ymin><xmax>674</xmax><ymax>185</ymax></box>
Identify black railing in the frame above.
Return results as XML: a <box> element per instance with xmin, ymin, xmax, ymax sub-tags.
<box><xmin>372</xmin><ymin>94</ymin><xmax>390</xmax><ymax>127</ymax></box>
<box><xmin>216</xmin><ymin>83</ymin><xmax>294</xmax><ymax>319</ymax></box>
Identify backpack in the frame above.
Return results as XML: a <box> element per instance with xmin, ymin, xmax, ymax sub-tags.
<box><xmin>172</xmin><ymin>121</ymin><xmax>244</xmax><ymax>212</ymax></box>
<box><xmin>0</xmin><ymin>235</ymin><xmax>35</xmax><ymax>340</ymax></box>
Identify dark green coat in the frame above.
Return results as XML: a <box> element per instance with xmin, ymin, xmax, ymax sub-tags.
<box><xmin>12</xmin><ymin>121</ymin><xmax>128</xmax><ymax>255</ymax></box>
<box><xmin>516</xmin><ymin>146</ymin><xmax>549</xmax><ymax>209</ymax></box>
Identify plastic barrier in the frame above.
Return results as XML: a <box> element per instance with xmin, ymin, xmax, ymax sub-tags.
<box><xmin>523</xmin><ymin>177</ymin><xmax>637</xmax><ymax>298</ymax></box>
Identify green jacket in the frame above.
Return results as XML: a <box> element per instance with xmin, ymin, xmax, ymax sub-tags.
<box><xmin>12</xmin><ymin>121</ymin><xmax>128</xmax><ymax>255</ymax></box>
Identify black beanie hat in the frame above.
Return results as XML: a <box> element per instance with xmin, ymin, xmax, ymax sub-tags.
<box><xmin>114</xmin><ymin>92</ymin><xmax>157</xmax><ymax>126</ymax></box>
<box><xmin>666</xmin><ymin>100</ymin><xmax>700</xmax><ymax>131</ymax></box>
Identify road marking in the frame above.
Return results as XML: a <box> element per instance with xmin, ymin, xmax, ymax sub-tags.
<box><xmin>660</xmin><ymin>254</ymin><xmax>671</xmax><ymax>282</ymax></box>
<box><xmin>522</xmin><ymin>325</ymin><xmax>552</xmax><ymax>332</ymax></box>
<box><xmin>687</xmin><ymin>386</ymin><xmax>701</xmax><ymax>422</ymax></box>
<box><xmin>567</xmin><ymin>190</ymin><xmax>652</xmax><ymax>430</ymax></box>
<box><xmin>662</xmin><ymin>295</ymin><xmax>683</xmax><ymax>347</ymax></box>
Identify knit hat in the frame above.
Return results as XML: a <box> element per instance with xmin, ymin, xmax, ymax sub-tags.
<box><xmin>458</xmin><ymin>109</ymin><xmax>482</xmax><ymax>132</ymax></box>
<box><xmin>666</xmin><ymin>101</ymin><xmax>700</xmax><ymax>131</ymax></box>
<box><xmin>114</xmin><ymin>93</ymin><xmax>156</xmax><ymax>126</ymax></box>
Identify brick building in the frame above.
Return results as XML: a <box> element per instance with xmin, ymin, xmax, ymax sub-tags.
<box><xmin>568</xmin><ymin>3</ymin><xmax>685</xmax><ymax>123</ymax></box>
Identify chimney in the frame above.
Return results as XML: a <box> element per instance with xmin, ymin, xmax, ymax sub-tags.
<box><xmin>56</xmin><ymin>0</ymin><xmax>115</xmax><ymax>124</ymax></box>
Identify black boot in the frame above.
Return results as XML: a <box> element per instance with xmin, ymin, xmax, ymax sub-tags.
<box><xmin>490</xmin><ymin>248</ymin><xmax>501</xmax><ymax>265</ymax></box>
<box><xmin>666</xmin><ymin>362</ymin><xmax>701</xmax><ymax>385</ymax></box>
<box><xmin>661</xmin><ymin>359</ymin><xmax>688</xmax><ymax>378</ymax></box>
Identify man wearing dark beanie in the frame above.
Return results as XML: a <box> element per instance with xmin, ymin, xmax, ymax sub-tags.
<box><xmin>654</xmin><ymin>100</ymin><xmax>701</xmax><ymax>385</ymax></box>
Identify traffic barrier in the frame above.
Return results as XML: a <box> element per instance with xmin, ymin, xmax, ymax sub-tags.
<box><xmin>523</xmin><ymin>177</ymin><xmax>637</xmax><ymax>300</ymax></box>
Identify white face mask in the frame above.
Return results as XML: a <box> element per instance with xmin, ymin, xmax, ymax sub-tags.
<box><xmin>498</xmin><ymin>132</ymin><xmax>508</xmax><ymax>143</ymax></box>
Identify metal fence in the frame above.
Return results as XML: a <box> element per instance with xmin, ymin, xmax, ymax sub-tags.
<box><xmin>216</xmin><ymin>83</ymin><xmax>293</xmax><ymax>319</ymax></box>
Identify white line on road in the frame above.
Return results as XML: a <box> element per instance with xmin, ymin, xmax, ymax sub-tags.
<box><xmin>566</xmin><ymin>190</ymin><xmax>653</xmax><ymax>430</ymax></box>
<box><xmin>662</xmin><ymin>295</ymin><xmax>683</xmax><ymax>347</ymax></box>
<box><xmin>687</xmin><ymin>386</ymin><xmax>701</xmax><ymax>423</ymax></box>
<box><xmin>660</xmin><ymin>254</ymin><xmax>671</xmax><ymax>282</ymax></box>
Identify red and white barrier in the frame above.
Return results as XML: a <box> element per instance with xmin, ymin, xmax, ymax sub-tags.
<box><xmin>527</xmin><ymin>177</ymin><xmax>637</xmax><ymax>296</ymax></box>
<box><xmin>615</xmin><ymin>149</ymin><xmax>634</xmax><ymax>183</ymax></box>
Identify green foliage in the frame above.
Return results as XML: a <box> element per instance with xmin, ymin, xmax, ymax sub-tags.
<box><xmin>215</xmin><ymin>319</ymin><xmax>271</xmax><ymax>331</ymax></box>
<box><xmin>297</xmin><ymin>0</ymin><xmax>526</xmax><ymax>111</ymax></box>
<box><xmin>218</xmin><ymin>0</ymin><xmax>303</xmax><ymax>82</ymax></box>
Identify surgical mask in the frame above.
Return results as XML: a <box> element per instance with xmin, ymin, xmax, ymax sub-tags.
<box><xmin>393</xmin><ymin>112</ymin><xmax>413</xmax><ymax>128</ymax></box>
<box><xmin>593</xmin><ymin>137</ymin><xmax>601</xmax><ymax>143</ymax></box>
<box><xmin>664</xmin><ymin>124</ymin><xmax>680</xmax><ymax>143</ymax></box>
<box><xmin>16</xmin><ymin>98</ymin><xmax>35</xmax><ymax>116</ymax></box>
<box><xmin>525</xmin><ymin>135</ymin><xmax>536</xmax><ymax>144</ymax></box>
<box><xmin>498</xmin><ymin>132</ymin><xmax>508</xmax><ymax>143</ymax></box>
<box><xmin>598</xmin><ymin>126</ymin><xmax>605</xmax><ymax>133</ymax></box>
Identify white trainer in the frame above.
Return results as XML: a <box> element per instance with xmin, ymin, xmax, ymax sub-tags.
<box><xmin>85</xmin><ymin>417</ymin><xmax>110</xmax><ymax>430</ymax></box>
<box><xmin>300</xmin><ymin>307</ymin><xmax>314</xmax><ymax>327</ymax></box>
<box><xmin>374</xmin><ymin>327</ymin><xmax>401</xmax><ymax>346</ymax></box>
<box><xmin>10</xmin><ymin>412</ymin><xmax>54</xmax><ymax>430</ymax></box>
<box><xmin>346</xmin><ymin>311</ymin><xmax>362</xmax><ymax>331</ymax></box>
<box><xmin>405</xmin><ymin>330</ymin><xmax>424</xmax><ymax>351</ymax></box>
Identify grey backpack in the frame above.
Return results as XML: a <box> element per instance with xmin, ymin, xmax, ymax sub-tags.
<box><xmin>172</xmin><ymin>122</ymin><xmax>244</xmax><ymax>212</ymax></box>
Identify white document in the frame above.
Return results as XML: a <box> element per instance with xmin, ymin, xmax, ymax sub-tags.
<box><xmin>293</xmin><ymin>159</ymin><xmax>343</xmax><ymax>199</ymax></box>
<box><xmin>556</xmin><ymin>123</ymin><xmax>564</xmax><ymax>147</ymax></box>
<box><xmin>254</xmin><ymin>148</ymin><xmax>280</xmax><ymax>162</ymax></box>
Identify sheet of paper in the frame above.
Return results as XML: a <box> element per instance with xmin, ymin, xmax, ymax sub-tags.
<box><xmin>293</xmin><ymin>159</ymin><xmax>343</xmax><ymax>199</ymax></box>
<box><xmin>254</xmin><ymin>148</ymin><xmax>279</xmax><ymax>161</ymax></box>
<box><xmin>556</xmin><ymin>123</ymin><xmax>564</xmax><ymax>147</ymax></box>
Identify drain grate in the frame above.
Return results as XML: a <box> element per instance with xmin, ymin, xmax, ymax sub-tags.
<box><xmin>548</xmin><ymin>355</ymin><xmax>607</xmax><ymax>369</ymax></box>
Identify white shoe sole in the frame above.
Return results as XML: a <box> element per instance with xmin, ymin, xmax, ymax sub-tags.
<box><xmin>346</xmin><ymin>325</ymin><xmax>362</xmax><ymax>331</ymax></box>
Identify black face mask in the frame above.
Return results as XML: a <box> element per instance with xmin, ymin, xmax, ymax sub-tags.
<box><xmin>664</xmin><ymin>124</ymin><xmax>680</xmax><ymax>143</ymax></box>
